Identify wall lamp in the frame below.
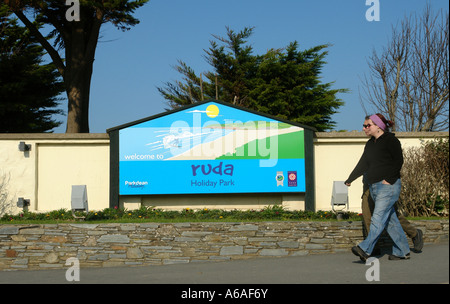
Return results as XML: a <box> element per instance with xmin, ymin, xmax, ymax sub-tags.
<box><xmin>18</xmin><ymin>141</ymin><xmax>31</xmax><ymax>152</ymax></box>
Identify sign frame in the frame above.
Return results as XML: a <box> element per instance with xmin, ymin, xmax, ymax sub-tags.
<box><xmin>107</xmin><ymin>100</ymin><xmax>316</xmax><ymax>210</ymax></box>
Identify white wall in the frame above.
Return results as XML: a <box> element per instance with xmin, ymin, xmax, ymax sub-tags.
<box><xmin>313</xmin><ymin>132</ymin><xmax>448</xmax><ymax>212</ymax></box>
<box><xmin>0</xmin><ymin>134</ymin><xmax>109</xmax><ymax>214</ymax></box>
<box><xmin>0</xmin><ymin>132</ymin><xmax>447</xmax><ymax>214</ymax></box>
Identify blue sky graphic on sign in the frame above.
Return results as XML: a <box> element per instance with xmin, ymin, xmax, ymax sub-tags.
<box><xmin>119</xmin><ymin>101</ymin><xmax>305</xmax><ymax>195</ymax></box>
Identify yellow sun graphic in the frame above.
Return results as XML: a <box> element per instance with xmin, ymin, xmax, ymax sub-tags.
<box><xmin>206</xmin><ymin>104</ymin><xmax>219</xmax><ymax>118</ymax></box>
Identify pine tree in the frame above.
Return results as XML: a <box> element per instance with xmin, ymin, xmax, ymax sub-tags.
<box><xmin>158</xmin><ymin>27</ymin><xmax>347</xmax><ymax>131</ymax></box>
<box><xmin>0</xmin><ymin>8</ymin><xmax>64</xmax><ymax>132</ymax></box>
<box><xmin>4</xmin><ymin>0</ymin><xmax>149</xmax><ymax>133</ymax></box>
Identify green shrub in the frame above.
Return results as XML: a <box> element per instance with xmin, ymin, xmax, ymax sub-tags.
<box><xmin>400</xmin><ymin>138</ymin><xmax>449</xmax><ymax>216</ymax></box>
<box><xmin>0</xmin><ymin>205</ymin><xmax>360</xmax><ymax>223</ymax></box>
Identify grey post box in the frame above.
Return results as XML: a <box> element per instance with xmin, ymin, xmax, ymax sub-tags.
<box><xmin>71</xmin><ymin>185</ymin><xmax>88</xmax><ymax>217</ymax></box>
<box><xmin>331</xmin><ymin>181</ymin><xmax>348</xmax><ymax>212</ymax></box>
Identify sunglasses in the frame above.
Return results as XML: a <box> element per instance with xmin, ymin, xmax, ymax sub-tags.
<box><xmin>363</xmin><ymin>124</ymin><xmax>372</xmax><ymax>129</ymax></box>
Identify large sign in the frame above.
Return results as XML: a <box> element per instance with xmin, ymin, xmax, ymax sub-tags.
<box><xmin>118</xmin><ymin>101</ymin><xmax>305</xmax><ymax>195</ymax></box>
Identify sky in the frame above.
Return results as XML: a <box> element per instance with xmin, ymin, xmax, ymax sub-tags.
<box><xmin>49</xmin><ymin>0</ymin><xmax>449</xmax><ymax>133</ymax></box>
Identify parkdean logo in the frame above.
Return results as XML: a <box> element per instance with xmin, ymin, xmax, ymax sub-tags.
<box><xmin>125</xmin><ymin>181</ymin><xmax>149</xmax><ymax>188</ymax></box>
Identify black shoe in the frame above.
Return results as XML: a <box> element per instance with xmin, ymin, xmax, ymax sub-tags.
<box><xmin>371</xmin><ymin>247</ymin><xmax>382</xmax><ymax>256</ymax></box>
<box><xmin>388</xmin><ymin>253</ymin><xmax>411</xmax><ymax>260</ymax></box>
<box><xmin>352</xmin><ymin>246</ymin><xmax>369</xmax><ymax>262</ymax></box>
<box><xmin>412</xmin><ymin>229</ymin><xmax>424</xmax><ymax>252</ymax></box>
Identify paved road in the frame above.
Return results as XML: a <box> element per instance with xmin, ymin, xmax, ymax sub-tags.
<box><xmin>1</xmin><ymin>243</ymin><xmax>448</xmax><ymax>285</ymax></box>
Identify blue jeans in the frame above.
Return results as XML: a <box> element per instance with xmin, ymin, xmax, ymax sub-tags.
<box><xmin>358</xmin><ymin>179</ymin><xmax>410</xmax><ymax>257</ymax></box>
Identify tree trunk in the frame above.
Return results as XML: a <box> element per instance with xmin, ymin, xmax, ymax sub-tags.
<box><xmin>62</xmin><ymin>13</ymin><xmax>101</xmax><ymax>133</ymax></box>
<box><xmin>64</xmin><ymin>64</ymin><xmax>93</xmax><ymax>133</ymax></box>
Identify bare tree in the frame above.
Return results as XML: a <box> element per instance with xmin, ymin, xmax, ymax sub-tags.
<box><xmin>0</xmin><ymin>171</ymin><xmax>14</xmax><ymax>217</ymax></box>
<box><xmin>360</xmin><ymin>5</ymin><xmax>449</xmax><ymax>131</ymax></box>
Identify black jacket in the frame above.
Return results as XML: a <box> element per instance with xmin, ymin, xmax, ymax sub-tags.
<box><xmin>345</xmin><ymin>132</ymin><xmax>403</xmax><ymax>185</ymax></box>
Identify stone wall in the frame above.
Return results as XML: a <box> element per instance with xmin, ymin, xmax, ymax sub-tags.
<box><xmin>1</xmin><ymin>220</ymin><xmax>448</xmax><ymax>271</ymax></box>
